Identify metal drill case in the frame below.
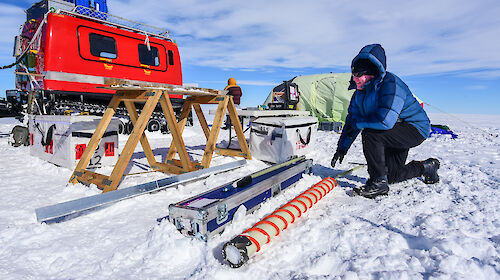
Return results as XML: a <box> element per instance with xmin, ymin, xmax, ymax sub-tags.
<box><xmin>167</xmin><ymin>156</ymin><xmax>312</xmax><ymax>241</ymax></box>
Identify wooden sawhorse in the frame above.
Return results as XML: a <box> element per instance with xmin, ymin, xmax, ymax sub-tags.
<box><xmin>69</xmin><ymin>87</ymin><xmax>251</xmax><ymax>192</ymax></box>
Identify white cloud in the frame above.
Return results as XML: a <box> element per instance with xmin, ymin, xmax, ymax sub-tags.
<box><xmin>1</xmin><ymin>1</ymin><xmax>498</xmax><ymax>79</ymax></box>
<box><xmin>107</xmin><ymin>0</ymin><xmax>500</xmax><ymax>77</ymax></box>
<box><xmin>461</xmin><ymin>69</ymin><xmax>500</xmax><ymax>79</ymax></box>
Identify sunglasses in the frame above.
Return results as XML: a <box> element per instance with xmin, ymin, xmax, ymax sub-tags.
<box><xmin>352</xmin><ymin>71</ymin><xmax>370</xmax><ymax>77</ymax></box>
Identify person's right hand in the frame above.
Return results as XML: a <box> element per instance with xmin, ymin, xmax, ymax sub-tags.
<box><xmin>331</xmin><ymin>150</ymin><xmax>346</xmax><ymax>168</ymax></box>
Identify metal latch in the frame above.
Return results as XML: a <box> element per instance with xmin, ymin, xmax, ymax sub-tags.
<box><xmin>217</xmin><ymin>203</ymin><xmax>228</xmax><ymax>224</ymax></box>
<box><xmin>271</xmin><ymin>183</ymin><xmax>281</xmax><ymax>197</ymax></box>
<box><xmin>176</xmin><ymin>218</ymin><xmax>193</xmax><ymax>236</ymax></box>
<box><xmin>305</xmin><ymin>159</ymin><xmax>313</xmax><ymax>174</ymax></box>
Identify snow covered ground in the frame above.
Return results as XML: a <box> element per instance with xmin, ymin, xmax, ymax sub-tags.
<box><xmin>0</xmin><ymin>112</ymin><xmax>499</xmax><ymax>279</ymax></box>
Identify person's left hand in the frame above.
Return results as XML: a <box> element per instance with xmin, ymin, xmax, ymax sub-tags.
<box><xmin>331</xmin><ymin>149</ymin><xmax>346</xmax><ymax>168</ymax></box>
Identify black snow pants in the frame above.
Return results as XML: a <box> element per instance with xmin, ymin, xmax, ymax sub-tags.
<box><xmin>362</xmin><ymin>122</ymin><xmax>425</xmax><ymax>184</ymax></box>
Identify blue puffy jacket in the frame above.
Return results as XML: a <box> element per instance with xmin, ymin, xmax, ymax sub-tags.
<box><xmin>337</xmin><ymin>44</ymin><xmax>431</xmax><ymax>152</ymax></box>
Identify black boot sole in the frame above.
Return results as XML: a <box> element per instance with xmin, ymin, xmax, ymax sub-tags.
<box><xmin>423</xmin><ymin>176</ymin><xmax>440</xmax><ymax>184</ymax></box>
<box><xmin>353</xmin><ymin>187</ymin><xmax>389</xmax><ymax>199</ymax></box>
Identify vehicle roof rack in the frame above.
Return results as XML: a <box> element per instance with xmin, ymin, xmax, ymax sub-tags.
<box><xmin>49</xmin><ymin>0</ymin><xmax>171</xmax><ymax>41</ymax></box>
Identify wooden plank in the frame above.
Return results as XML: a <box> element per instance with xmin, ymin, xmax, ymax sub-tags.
<box><xmin>226</xmin><ymin>97</ymin><xmax>252</xmax><ymax>159</ymax></box>
<box><xmin>150</xmin><ymin>161</ymin><xmax>187</xmax><ymax>175</ymax></box>
<box><xmin>165</xmin><ymin>88</ymin><xmax>224</xmax><ymax>96</ymax></box>
<box><xmin>121</xmin><ymin>90</ymin><xmax>148</xmax><ymax>100</ymax></box>
<box><xmin>104</xmin><ymin>78</ymin><xmax>179</xmax><ymax>88</ymax></box>
<box><xmin>69</xmin><ymin>94</ymin><xmax>121</xmax><ymax>184</ymax></box>
<box><xmin>123</xmin><ymin>100</ymin><xmax>158</xmax><ymax>166</ymax></box>
<box><xmin>186</xmin><ymin>96</ymin><xmax>221</xmax><ymax>104</ymax></box>
<box><xmin>166</xmin><ymin>100</ymin><xmax>192</xmax><ymax>161</ymax></box>
<box><xmin>201</xmin><ymin>96</ymin><xmax>229</xmax><ymax>168</ymax></box>
<box><xmin>193</xmin><ymin>103</ymin><xmax>210</xmax><ymax>139</ymax></box>
<box><xmin>159</xmin><ymin>93</ymin><xmax>192</xmax><ymax>172</ymax></box>
<box><xmin>121</xmin><ymin>97</ymin><xmax>149</xmax><ymax>102</ymax></box>
<box><xmin>15</xmin><ymin>72</ymin><xmax>45</xmax><ymax>77</ymax></box>
<box><xmin>101</xmin><ymin>80</ymin><xmax>225</xmax><ymax>96</ymax></box>
<box><xmin>103</xmin><ymin>90</ymin><xmax>163</xmax><ymax>192</ymax></box>
<box><xmin>162</xmin><ymin>159</ymin><xmax>200</xmax><ymax>171</ymax></box>
<box><xmin>74</xmin><ymin>170</ymin><xmax>110</xmax><ymax>190</ymax></box>
<box><xmin>215</xmin><ymin>148</ymin><xmax>250</xmax><ymax>158</ymax></box>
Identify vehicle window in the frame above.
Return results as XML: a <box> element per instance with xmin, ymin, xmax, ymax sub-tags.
<box><xmin>89</xmin><ymin>33</ymin><xmax>117</xmax><ymax>59</ymax></box>
<box><xmin>138</xmin><ymin>44</ymin><xmax>160</xmax><ymax>66</ymax></box>
<box><xmin>168</xmin><ymin>50</ymin><xmax>174</xmax><ymax>65</ymax></box>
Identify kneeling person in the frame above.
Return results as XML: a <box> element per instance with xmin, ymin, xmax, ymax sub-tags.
<box><xmin>331</xmin><ymin>44</ymin><xmax>440</xmax><ymax>199</ymax></box>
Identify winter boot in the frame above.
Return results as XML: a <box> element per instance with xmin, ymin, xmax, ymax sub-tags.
<box><xmin>354</xmin><ymin>175</ymin><xmax>389</xmax><ymax>199</ymax></box>
<box><xmin>421</xmin><ymin>158</ymin><xmax>440</xmax><ymax>184</ymax></box>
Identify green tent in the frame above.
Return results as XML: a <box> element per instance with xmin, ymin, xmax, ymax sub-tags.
<box><xmin>264</xmin><ymin>73</ymin><xmax>355</xmax><ymax>124</ymax></box>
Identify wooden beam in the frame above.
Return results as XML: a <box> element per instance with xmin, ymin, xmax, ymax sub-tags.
<box><xmin>215</xmin><ymin>148</ymin><xmax>250</xmax><ymax>158</ymax></box>
<box><xmin>103</xmin><ymin>90</ymin><xmax>163</xmax><ymax>192</ymax></box>
<box><xmin>186</xmin><ymin>96</ymin><xmax>221</xmax><ymax>104</ymax></box>
<box><xmin>121</xmin><ymin>97</ymin><xmax>149</xmax><ymax>102</ymax></box>
<box><xmin>163</xmin><ymin>159</ymin><xmax>201</xmax><ymax>170</ymax></box>
<box><xmin>73</xmin><ymin>170</ymin><xmax>111</xmax><ymax>190</ymax></box>
<box><xmin>150</xmin><ymin>161</ymin><xmax>188</xmax><ymax>175</ymax></box>
<box><xmin>193</xmin><ymin>103</ymin><xmax>210</xmax><ymax>139</ymax></box>
<box><xmin>159</xmin><ymin>93</ymin><xmax>192</xmax><ymax>172</ymax></box>
<box><xmin>102</xmin><ymin>79</ymin><xmax>225</xmax><ymax>96</ymax></box>
<box><xmin>120</xmin><ymin>91</ymin><xmax>148</xmax><ymax>99</ymax></box>
<box><xmin>201</xmin><ymin>96</ymin><xmax>229</xmax><ymax>168</ymax></box>
<box><xmin>69</xmin><ymin>93</ymin><xmax>122</xmax><ymax>184</ymax></box>
<box><xmin>15</xmin><ymin>72</ymin><xmax>45</xmax><ymax>77</ymax></box>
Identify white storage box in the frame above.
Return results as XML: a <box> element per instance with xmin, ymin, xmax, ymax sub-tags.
<box><xmin>28</xmin><ymin>115</ymin><xmax>119</xmax><ymax>169</ymax></box>
<box><xmin>249</xmin><ymin>116</ymin><xmax>318</xmax><ymax>163</ymax></box>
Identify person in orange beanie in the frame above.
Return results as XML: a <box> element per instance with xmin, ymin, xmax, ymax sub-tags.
<box><xmin>224</xmin><ymin>78</ymin><xmax>242</xmax><ymax>106</ymax></box>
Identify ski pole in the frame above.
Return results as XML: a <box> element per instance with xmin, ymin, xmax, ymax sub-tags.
<box><xmin>333</xmin><ymin>164</ymin><xmax>365</xmax><ymax>179</ymax></box>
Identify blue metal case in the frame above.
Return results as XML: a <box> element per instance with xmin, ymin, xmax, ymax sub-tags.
<box><xmin>166</xmin><ymin>157</ymin><xmax>312</xmax><ymax>241</ymax></box>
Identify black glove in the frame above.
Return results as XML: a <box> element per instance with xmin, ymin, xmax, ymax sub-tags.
<box><xmin>331</xmin><ymin>150</ymin><xmax>346</xmax><ymax>168</ymax></box>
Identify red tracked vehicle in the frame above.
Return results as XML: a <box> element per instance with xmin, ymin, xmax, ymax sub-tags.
<box><xmin>12</xmin><ymin>0</ymin><xmax>189</xmax><ymax>132</ymax></box>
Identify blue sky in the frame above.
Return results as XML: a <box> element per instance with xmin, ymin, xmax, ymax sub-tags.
<box><xmin>1</xmin><ymin>0</ymin><xmax>499</xmax><ymax>114</ymax></box>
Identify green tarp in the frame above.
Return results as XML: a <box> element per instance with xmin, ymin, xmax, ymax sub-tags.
<box><xmin>264</xmin><ymin>73</ymin><xmax>355</xmax><ymax>124</ymax></box>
